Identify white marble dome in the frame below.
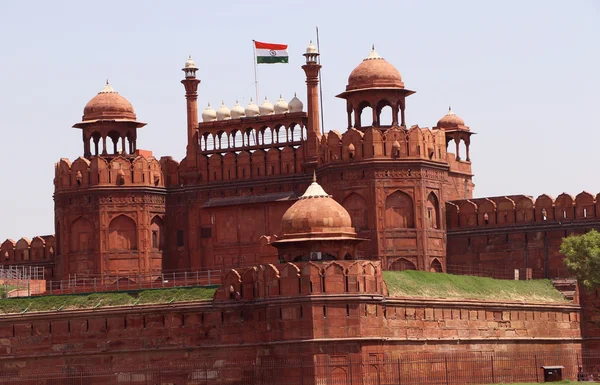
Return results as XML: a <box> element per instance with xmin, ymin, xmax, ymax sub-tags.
<box><xmin>259</xmin><ymin>97</ymin><xmax>274</xmax><ymax>115</ymax></box>
<box><xmin>288</xmin><ymin>93</ymin><xmax>303</xmax><ymax>113</ymax></box>
<box><xmin>216</xmin><ymin>101</ymin><xmax>231</xmax><ymax>121</ymax></box>
<box><xmin>231</xmin><ymin>100</ymin><xmax>245</xmax><ymax>119</ymax></box>
<box><xmin>274</xmin><ymin>95</ymin><xmax>289</xmax><ymax>114</ymax></box>
<box><xmin>202</xmin><ymin>103</ymin><xmax>217</xmax><ymax>122</ymax></box>
<box><xmin>245</xmin><ymin>99</ymin><xmax>260</xmax><ymax>117</ymax></box>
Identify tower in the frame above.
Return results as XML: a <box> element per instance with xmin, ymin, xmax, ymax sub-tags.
<box><xmin>301</xmin><ymin>42</ymin><xmax>322</xmax><ymax>169</ymax></box>
<box><xmin>54</xmin><ymin>83</ymin><xmax>166</xmax><ymax>280</ymax></box>
<box><xmin>181</xmin><ymin>56</ymin><xmax>200</xmax><ymax>155</ymax></box>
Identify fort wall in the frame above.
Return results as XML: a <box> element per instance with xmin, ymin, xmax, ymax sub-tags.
<box><xmin>0</xmin><ymin>261</ymin><xmax>581</xmax><ymax>378</ymax></box>
<box><xmin>446</xmin><ymin>192</ymin><xmax>600</xmax><ymax>278</ymax></box>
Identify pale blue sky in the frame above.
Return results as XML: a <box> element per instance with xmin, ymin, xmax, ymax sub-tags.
<box><xmin>0</xmin><ymin>0</ymin><xmax>598</xmax><ymax>239</ymax></box>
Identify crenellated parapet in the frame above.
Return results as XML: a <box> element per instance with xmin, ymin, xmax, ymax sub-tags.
<box><xmin>318</xmin><ymin>125</ymin><xmax>448</xmax><ymax>165</ymax></box>
<box><xmin>447</xmin><ymin>191</ymin><xmax>599</xmax><ymax>230</ymax></box>
<box><xmin>214</xmin><ymin>260</ymin><xmax>387</xmax><ymax>301</ymax></box>
<box><xmin>0</xmin><ymin>235</ymin><xmax>55</xmax><ymax>264</ymax></box>
<box><xmin>54</xmin><ymin>153</ymin><xmax>165</xmax><ymax>191</ymax></box>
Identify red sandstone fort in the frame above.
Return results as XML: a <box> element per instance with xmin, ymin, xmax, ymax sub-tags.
<box><xmin>0</xmin><ymin>43</ymin><xmax>599</xmax><ymax>383</ymax></box>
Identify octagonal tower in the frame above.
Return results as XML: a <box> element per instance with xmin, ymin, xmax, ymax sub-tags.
<box><xmin>54</xmin><ymin>82</ymin><xmax>166</xmax><ymax>280</ymax></box>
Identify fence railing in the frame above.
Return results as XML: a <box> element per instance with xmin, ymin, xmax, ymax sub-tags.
<box><xmin>0</xmin><ymin>265</ymin><xmax>44</xmax><ymax>280</ymax></box>
<box><xmin>44</xmin><ymin>269</ymin><xmax>222</xmax><ymax>296</ymax></box>
<box><xmin>0</xmin><ymin>350</ymin><xmax>597</xmax><ymax>384</ymax></box>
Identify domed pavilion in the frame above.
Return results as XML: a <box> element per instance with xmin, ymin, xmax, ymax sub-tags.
<box><xmin>271</xmin><ymin>173</ymin><xmax>367</xmax><ymax>263</ymax></box>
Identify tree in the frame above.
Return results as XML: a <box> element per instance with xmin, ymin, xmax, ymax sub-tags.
<box><xmin>561</xmin><ymin>229</ymin><xmax>600</xmax><ymax>290</ymax></box>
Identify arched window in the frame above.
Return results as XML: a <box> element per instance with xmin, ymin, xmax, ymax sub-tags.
<box><xmin>108</xmin><ymin>215</ymin><xmax>137</xmax><ymax>251</ymax></box>
<box><xmin>385</xmin><ymin>190</ymin><xmax>415</xmax><ymax>228</ymax></box>
<box><xmin>426</xmin><ymin>192</ymin><xmax>440</xmax><ymax>229</ymax></box>
<box><xmin>359</xmin><ymin>105</ymin><xmax>373</xmax><ymax>128</ymax></box>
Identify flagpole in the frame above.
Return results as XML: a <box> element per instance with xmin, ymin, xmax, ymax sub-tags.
<box><xmin>316</xmin><ymin>26</ymin><xmax>325</xmax><ymax>136</ymax></box>
<box><xmin>252</xmin><ymin>40</ymin><xmax>259</xmax><ymax>102</ymax></box>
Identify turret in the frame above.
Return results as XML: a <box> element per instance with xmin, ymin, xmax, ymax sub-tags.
<box><xmin>301</xmin><ymin>41</ymin><xmax>322</xmax><ymax>166</ymax></box>
<box><xmin>181</xmin><ymin>56</ymin><xmax>201</xmax><ymax>152</ymax></box>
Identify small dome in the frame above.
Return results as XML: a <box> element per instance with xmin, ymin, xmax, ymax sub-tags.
<box><xmin>436</xmin><ymin>107</ymin><xmax>466</xmax><ymax>129</ymax></box>
<box><xmin>346</xmin><ymin>46</ymin><xmax>404</xmax><ymax>91</ymax></box>
<box><xmin>288</xmin><ymin>93</ymin><xmax>303</xmax><ymax>113</ymax></box>
<box><xmin>216</xmin><ymin>101</ymin><xmax>231</xmax><ymax>121</ymax></box>
<box><xmin>245</xmin><ymin>99</ymin><xmax>260</xmax><ymax>117</ymax></box>
<box><xmin>280</xmin><ymin>175</ymin><xmax>355</xmax><ymax>237</ymax></box>
<box><xmin>231</xmin><ymin>100</ymin><xmax>245</xmax><ymax>119</ymax></box>
<box><xmin>202</xmin><ymin>103</ymin><xmax>217</xmax><ymax>122</ymax></box>
<box><xmin>184</xmin><ymin>56</ymin><xmax>197</xmax><ymax>69</ymax></box>
<box><xmin>274</xmin><ymin>95</ymin><xmax>289</xmax><ymax>114</ymax></box>
<box><xmin>259</xmin><ymin>97</ymin><xmax>274</xmax><ymax>115</ymax></box>
<box><xmin>306</xmin><ymin>41</ymin><xmax>318</xmax><ymax>54</ymax></box>
<box><xmin>82</xmin><ymin>81</ymin><xmax>136</xmax><ymax>121</ymax></box>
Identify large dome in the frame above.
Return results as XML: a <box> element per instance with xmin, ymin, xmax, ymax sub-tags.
<box><xmin>280</xmin><ymin>176</ymin><xmax>355</xmax><ymax>237</ymax></box>
<box><xmin>82</xmin><ymin>82</ymin><xmax>136</xmax><ymax>121</ymax></box>
<box><xmin>346</xmin><ymin>47</ymin><xmax>404</xmax><ymax>91</ymax></box>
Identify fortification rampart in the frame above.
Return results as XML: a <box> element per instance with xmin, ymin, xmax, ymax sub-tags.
<box><xmin>0</xmin><ymin>263</ymin><xmax>581</xmax><ymax>377</ymax></box>
<box><xmin>446</xmin><ymin>192</ymin><xmax>600</xmax><ymax>279</ymax></box>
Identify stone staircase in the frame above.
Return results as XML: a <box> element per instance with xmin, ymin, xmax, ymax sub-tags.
<box><xmin>552</xmin><ymin>278</ymin><xmax>578</xmax><ymax>301</ymax></box>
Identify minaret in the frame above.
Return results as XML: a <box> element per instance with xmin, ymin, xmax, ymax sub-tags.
<box><xmin>181</xmin><ymin>56</ymin><xmax>200</xmax><ymax>153</ymax></box>
<box><xmin>301</xmin><ymin>42</ymin><xmax>322</xmax><ymax>165</ymax></box>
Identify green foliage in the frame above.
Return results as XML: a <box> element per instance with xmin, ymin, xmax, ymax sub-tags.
<box><xmin>383</xmin><ymin>270</ymin><xmax>566</xmax><ymax>302</ymax></box>
<box><xmin>0</xmin><ymin>286</ymin><xmax>216</xmax><ymax>314</ymax></box>
<box><xmin>561</xmin><ymin>229</ymin><xmax>600</xmax><ymax>290</ymax></box>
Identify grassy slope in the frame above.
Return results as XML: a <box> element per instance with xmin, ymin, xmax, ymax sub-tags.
<box><xmin>0</xmin><ymin>286</ymin><xmax>217</xmax><ymax>315</ymax></box>
<box><xmin>383</xmin><ymin>270</ymin><xmax>567</xmax><ymax>303</ymax></box>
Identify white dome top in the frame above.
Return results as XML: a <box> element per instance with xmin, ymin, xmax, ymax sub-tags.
<box><xmin>274</xmin><ymin>95</ymin><xmax>289</xmax><ymax>114</ymax></box>
<box><xmin>288</xmin><ymin>93</ymin><xmax>303</xmax><ymax>113</ymax></box>
<box><xmin>231</xmin><ymin>100</ymin><xmax>245</xmax><ymax>119</ymax></box>
<box><xmin>184</xmin><ymin>55</ymin><xmax>197</xmax><ymax>69</ymax></box>
<box><xmin>306</xmin><ymin>41</ymin><xmax>318</xmax><ymax>54</ymax></box>
<box><xmin>245</xmin><ymin>98</ymin><xmax>260</xmax><ymax>117</ymax></box>
<box><xmin>259</xmin><ymin>97</ymin><xmax>274</xmax><ymax>115</ymax></box>
<box><xmin>202</xmin><ymin>103</ymin><xmax>216</xmax><ymax>122</ymax></box>
<box><xmin>216</xmin><ymin>101</ymin><xmax>231</xmax><ymax>121</ymax></box>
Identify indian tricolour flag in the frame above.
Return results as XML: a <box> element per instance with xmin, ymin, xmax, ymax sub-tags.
<box><xmin>254</xmin><ymin>40</ymin><xmax>289</xmax><ymax>64</ymax></box>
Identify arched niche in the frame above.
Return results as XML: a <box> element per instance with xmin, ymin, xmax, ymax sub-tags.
<box><xmin>342</xmin><ymin>192</ymin><xmax>369</xmax><ymax>230</ymax></box>
<box><xmin>150</xmin><ymin>216</ymin><xmax>164</xmax><ymax>251</ymax></box>
<box><xmin>69</xmin><ymin>217</ymin><xmax>94</xmax><ymax>253</ymax></box>
<box><xmin>385</xmin><ymin>190</ymin><xmax>415</xmax><ymax>228</ymax></box>
<box><xmin>108</xmin><ymin>215</ymin><xmax>137</xmax><ymax>251</ymax></box>
<box><xmin>426</xmin><ymin>192</ymin><xmax>440</xmax><ymax>229</ymax></box>
<box><xmin>430</xmin><ymin>258</ymin><xmax>443</xmax><ymax>273</ymax></box>
<box><xmin>389</xmin><ymin>258</ymin><xmax>417</xmax><ymax>271</ymax></box>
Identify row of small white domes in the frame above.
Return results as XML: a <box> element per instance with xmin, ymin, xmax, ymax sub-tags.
<box><xmin>202</xmin><ymin>94</ymin><xmax>303</xmax><ymax>122</ymax></box>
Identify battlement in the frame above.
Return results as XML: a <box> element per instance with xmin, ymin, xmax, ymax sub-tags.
<box><xmin>0</xmin><ymin>235</ymin><xmax>55</xmax><ymax>264</ymax></box>
<box><xmin>214</xmin><ymin>260</ymin><xmax>387</xmax><ymax>301</ymax></box>
<box><xmin>54</xmin><ymin>154</ymin><xmax>166</xmax><ymax>191</ymax></box>
<box><xmin>447</xmin><ymin>191</ymin><xmax>598</xmax><ymax>230</ymax></box>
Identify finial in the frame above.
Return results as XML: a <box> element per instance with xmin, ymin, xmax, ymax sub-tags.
<box><xmin>294</xmin><ymin>92</ymin><xmax>297</xmax><ymax>97</ymax></box>
<box><xmin>221</xmin><ymin>100</ymin><xmax>224</xmax><ymax>105</ymax></box>
<box><xmin>448</xmin><ymin>106</ymin><xmax>452</xmax><ymax>112</ymax></box>
<box><xmin>189</xmin><ymin>54</ymin><xmax>192</xmax><ymax>59</ymax></box>
<box><xmin>106</xmin><ymin>79</ymin><xmax>109</xmax><ymax>85</ymax></box>
<box><xmin>208</xmin><ymin>102</ymin><xmax>211</xmax><ymax>107</ymax></box>
<box><xmin>312</xmin><ymin>170</ymin><xmax>317</xmax><ymax>183</ymax></box>
<box><xmin>250</xmin><ymin>97</ymin><xmax>253</xmax><ymax>102</ymax></box>
<box><xmin>372</xmin><ymin>44</ymin><xmax>375</xmax><ymax>50</ymax></box>
<box><xmin>279</xmin><ymin>94</ymin><xmax>282</xmax><ymax>99</ymax></box>
<box><xmin>265</xmin><ymin>96</ymin><xmax>268</xmax><ymax>100</ymax></box>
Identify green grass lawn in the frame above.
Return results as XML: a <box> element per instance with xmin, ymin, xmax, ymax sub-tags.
<box><xmin>0</xmin><ymin>286</ymin><xmax>217</xmax><ymax>314</ymax></box>
<box><xmin>383</xmin><ymin>270</ymin><xmax>567</xmax><ymax>303</ymax></box>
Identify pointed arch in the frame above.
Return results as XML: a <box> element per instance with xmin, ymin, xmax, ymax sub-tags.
<box><xmin>385</xmin><ymin>190</ymin><xmax>414</xmax><ymax>228</ymax></box>
<box><xmin>342</xmin><ymin>192</ymin><xmax>368</xmax><ymax>230</ymax></box>
<box><xmin>70</xmin><ymin>217</ymin><xmax>94</xmax><ymax>253</ymax></box>
<box><xmin>389</xmin><ymin>258</ymin><xmax>417</xmax><ymax>271</ymax></box>
<box><xmin>150</xmin><ymin>216</ymin><xmax>164</xmax><ymax>251</ymax></box>
<box><xmin>108</xmin><ymin>215</ymin><xmax>137</xmax><ymax>251</ymax></box>
<box><xmin>426</xmin><ymin>192</ymin><xmax>440</xmax><ymax>229</ymax></box>
<box><xmin>430</xmin><ymin>258</ymin><xmax>443</xmax><ymax>273</ymax></box>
